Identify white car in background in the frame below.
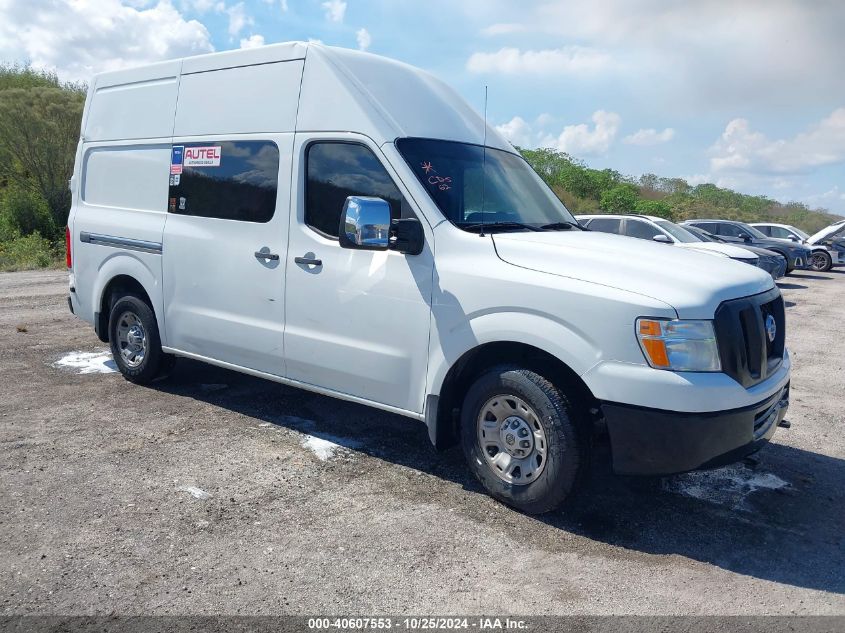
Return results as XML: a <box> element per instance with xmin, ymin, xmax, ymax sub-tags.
<box><xmin>577</xmin><ymin>214</ymin><xmax>760</xmax><ymax>263</ymax></box>
<box><xmin>751</xmin><ymin>221</ymin><xmax>845</xmax><ymax>272</ymax></box>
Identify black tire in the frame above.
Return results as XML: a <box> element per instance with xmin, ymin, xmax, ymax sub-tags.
<box><xmin>108</xmin><ymin>293</ymin><xmax>170</xmax><ymax>384</ymax></box>
<box><xmin>460</xmin><ymin>366</ymin><xmax>585</xmax><ymax>514</ymax></box>
<box><xmin>811</xmin><ymin>250</ymin><xmax>832</xmax><ymax>272</ymax></box>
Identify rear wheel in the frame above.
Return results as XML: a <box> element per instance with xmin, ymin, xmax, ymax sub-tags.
<box><xmin>460</xmin><ymin>366</ymin><xmax>585</xmax><ymax>514</ymax></box>
<box><xmin>811</xmin><ymin>250</ymin><xmax>832</xmax><ymax>272</ymax></box>
<box><xmin>108</xmin><ymin>294</ymin><xmax>171</xmax><ymax>384</ymax></box>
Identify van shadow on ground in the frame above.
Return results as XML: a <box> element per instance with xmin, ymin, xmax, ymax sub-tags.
<box><xmin>152</xmin><ymin>358</ymin><xmax>845</xmax><ymax>596</ymax></box>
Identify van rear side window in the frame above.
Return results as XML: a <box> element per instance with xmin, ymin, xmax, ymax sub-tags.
<box><xmin>168</xmin><ymin>140</ymin><xmax>279</xmax><ymax>223</ymax></box>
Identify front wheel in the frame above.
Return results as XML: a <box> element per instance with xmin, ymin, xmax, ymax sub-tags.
<box><xmin>811</xmin><ymin>250</ymin><xmax>832</xmax><ymax>272</ymax></box>
<box><xmin>460</xmin><ymin>366</ymin><xmax>585</xmax><ymax>514</ymax></box>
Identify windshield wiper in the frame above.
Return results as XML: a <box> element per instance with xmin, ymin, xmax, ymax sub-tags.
<box><xmin>539</xmin><ymin>221</ymin><xmax>584</xmax><ymax>231</ymax></box>
<box><xmin>460</xmin><ymin>221</ymin><xmax>545</xmax><ymax>233</ymax></box>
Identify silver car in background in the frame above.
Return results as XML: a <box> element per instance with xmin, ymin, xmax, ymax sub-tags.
<box><xmin>576</xmin><ymin>214</ymin><xmax>785</xmax><ymax>279</ymax></box>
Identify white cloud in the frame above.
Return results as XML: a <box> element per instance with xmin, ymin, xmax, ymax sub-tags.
<box><xmin>497</xmin><ymin>110</ymin><xmax>621</xmax><ymax>156</ymax></box>
<box><xmin>710</xmin><ymin>108</ymin><xmax>845</xmax><ymax>173</ymax></box>
<box><xmin>495</xmin><ymin>116</ymin><xmax>533</xmax><ymax>147</ymax></box>
<box><xmin>462</xmin><ymin>1</ymin><xmax>845</xmax><ymax>111</ymax></box>
<box><xmin>480</xmin><ymin>23</ymin><xmax>527</xmax><ymax>36</ymax></box>
<box><xmin>239</xmin><ymin>34</ymin><xmax>265</xmax><ymax>49</ymax></box>
<box><xmin>182</xmin><ymin>0</ymin><xmax>217</xmax><ymax>12</ymax></box>
<box><xmin>225</xmin><ymin>2</ymin><xmax>253</xmax><ymax>37</ymax></box>
<box><xmin>262</xmin><ymin>0</ymin><xmax>288</xmax><ymax>10</ymax></box>
<box><xmin>623</xmin><ymin>127</ymin><xmax>675</xmax><ymax>146</ymax></box>
<box><xmin>684</xmin><ymin>174</ymin><xmax>713</xmax><ymax>186</ymax></box>
<box><xmin>321</xmin><ymin>0</ymin><xmax>346</xmax><ymax>23</ymax></box>
<box><xmin>546</xmin><ymin>110</ymin><xmax>621</xmax><ymax>156</ymax></box>
<box><xmin>0</xmin><ymin>0</ymin><xmax>214</xmax><ymax>81</ymax></box>
<box><xmin>466</xmin><ymin>46</ymin><xmax>612</xmax><ymax>75</ymax></box>
<box><xmin>356</xmin><ymin>28</ymin><xmax>372</xmax><ymax>51</ymax></box>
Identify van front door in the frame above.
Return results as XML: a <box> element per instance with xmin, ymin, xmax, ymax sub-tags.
<box><xmin>283</xmin><ymin>134</ymin><xmax>434</xmax><ymax>414</ymax></box>
<box><xmin>162</xmin><ymin>137</ymin><xmax>292</xmax><ymax>375</ymax></box>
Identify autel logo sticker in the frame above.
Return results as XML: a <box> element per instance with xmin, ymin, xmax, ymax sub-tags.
<box><xmin>184</xmin><ymin>146</ymin><xmax>222</xmax><ymax>167</ymax></box>
<box><xmin>170</xmin><ymin>145</ymin><xmax>184</xmax><ymax>175</ymax></box>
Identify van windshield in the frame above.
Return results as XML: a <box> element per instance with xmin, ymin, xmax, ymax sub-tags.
<box><xmin>396</xmin><ymin>138</ymin><xmax>578</xmax><ymax>232</ymax></box>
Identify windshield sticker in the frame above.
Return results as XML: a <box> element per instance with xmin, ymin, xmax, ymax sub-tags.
<box><xmin>170</xmin><ymin>145</ymin><xmax>184</xmax><ymax>175</ymax></box>
<box><xmin>428</xmin><ymin>175</ymin><xmax>452</xmax><ymax>191</ymax></box>
<box><xmin>184</xmin><ymin>145</ymin><xmax>222</xmax><ymax>168</ymax></box>
<box><xmin>420</xmin><ymin>161</ymin><xmax>451</xmax><ymax>190</ymax></box>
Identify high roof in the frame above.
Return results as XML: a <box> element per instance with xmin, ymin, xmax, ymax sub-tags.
<box><xmin>86</xmin><ymin>42</ymin><xmax>513</xmax><ymax>151</ymax></box>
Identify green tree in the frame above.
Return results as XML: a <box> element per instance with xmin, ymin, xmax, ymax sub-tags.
<box><xmin>599</xmin><ymin>184</ymin><xmax>639</xmax><ymax>212</ymax></box>
<box><xmin>0</xmin><ymin>68</ymin><xmax>85</xmax><ymax>230</ymax></box>
<box><xmin>634</xmin><ymin>198</ymin><xmax>675</xmax><ymax>220</ymax></box>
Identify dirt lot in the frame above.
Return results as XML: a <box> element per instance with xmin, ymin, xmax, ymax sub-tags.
<box><xmin>1</xmin><ymin>268</ymin><xmax>843</xmax><ymax>616</ymax></box>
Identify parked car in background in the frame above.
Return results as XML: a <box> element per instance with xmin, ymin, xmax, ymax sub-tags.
<box><xmin>684</xmin><ymin>226</ymin><xmax>787</xmax><ymax>280</ymax></box>
<box><xmin>576</xmin><ymin>214</ymin><xmax>758</xmax><ymax>264</ymax></box>
<box><xmin>682</xmin><ymin>220</ymin><xmax>812</xmax><ymax>274</ymax></box>
<box><xmin>751</xmin><ymin>221</ymin><xmax>845</xmax><ymax>272</ymax></box>
<box><xmin>808</xmin><ymin>220</ymin><xmax>845</xmax><ymax>269</ymax></box>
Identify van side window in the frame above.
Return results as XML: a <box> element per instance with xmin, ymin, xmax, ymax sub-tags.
<box><xmin>168</xmin><ymin>140</ymin><xmax>279</xmax><ymax>223</ymax></box>
<box><xmin>306</xmin><ymin>142</ymin><xmax>406</xmax><ymax>238</ymax></box>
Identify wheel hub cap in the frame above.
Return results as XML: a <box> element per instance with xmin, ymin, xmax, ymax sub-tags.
<box><xmin>500</xmin><ymin>416</ymin><xmax>534</xmax><ymax>457</ymax></box>
<box><xmin>477</xmin><ymin>395</ymin><xmax>548</xmax><ymax>486</ymax></box>
<box><xmin>116</xmin><ymin>311</ymin><xmax>147</xmax><ymax>369</ymax></box>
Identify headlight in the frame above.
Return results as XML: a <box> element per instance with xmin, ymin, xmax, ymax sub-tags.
<box><xmin>636</xmin><ymin>318</ymin><xmax>721</xmax><ymax>372</ymax></box>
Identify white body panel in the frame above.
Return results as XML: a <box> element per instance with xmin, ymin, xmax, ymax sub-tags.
<box><xmin>283</xmin><ymin>133</ymin><xmax>434</xmax><ymax>412</ymax></box>
<box><xmin>161</xmin><ymin>133</ymin><xmax>293</xmax><ymax>376</ymax></box>
<box><xmin>67</xmin><ymin>41</ymin><xmax>789</xmax><ymax>433</ymax></box>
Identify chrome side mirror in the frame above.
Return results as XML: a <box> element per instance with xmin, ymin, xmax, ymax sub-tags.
<box><xmin>339</xmin><ymin>196</ymin><xmax>391</xmax><ymax>251</ymax></box>
<box><xmin>652</xmin><ymin>234</ymin><xmax>672</xmax><ymax>244</ymax></box>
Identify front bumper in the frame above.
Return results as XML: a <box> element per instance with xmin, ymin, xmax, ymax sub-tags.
<box><xmin>603</xmin><ymin>382</ymin><xmax>789</xmax><ymax>475</ymax></box>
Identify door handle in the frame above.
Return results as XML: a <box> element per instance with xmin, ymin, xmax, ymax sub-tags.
<box><xmin>294</xmin><ymin>256</ymin><xmax>323</xmax><ymax>266</ymax></box>
<box><xmin>255</xmin><ymin>251</ymin><xmax>280</xmax><ymax>261</ymax></box>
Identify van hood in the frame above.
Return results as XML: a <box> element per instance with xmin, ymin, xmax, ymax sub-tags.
<box><xmin>492</xmin><ymin>231</ymin><xmax>774</xmax><ymax>318</ymax></box>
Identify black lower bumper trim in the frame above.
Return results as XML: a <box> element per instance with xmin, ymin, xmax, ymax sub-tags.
<box><xmin>602</xmin><ymin>383</ymin><xmax>789</xmax><ymax>476</ymax></box>
<box><xmin>67</xmin><ymin>296</ymin><xmax>74</xmax><ymax>315</ymax></box>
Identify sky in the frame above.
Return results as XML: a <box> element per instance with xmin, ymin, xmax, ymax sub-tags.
<box><xmin>1</xmin><ymin>0</ymin><xmax>843</xmax><ymax>215</ymax></box>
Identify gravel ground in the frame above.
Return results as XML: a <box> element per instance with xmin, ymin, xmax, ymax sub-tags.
<box><xmin>0</xmin><ymin>268</ymin><xmax>843</xmax><ymax>616</ymax></box>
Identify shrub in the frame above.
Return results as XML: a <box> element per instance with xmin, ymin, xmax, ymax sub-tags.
<box><xmin>0</xmin><ymin>187</ymin><xmax>57</xmax><ymax>239</ymax></box>
<box><xmin>599</xmin><ymin>184</ymin><xmax>639</xmax><ymax>213</ymax></box>
<box><xmin>0</xmin><ymin>232</ymin><xmax>57</xmax><ymax>271</ymax></box>
<box><xmin>634</xmin><ymin>198</ymin><xmax>675</xmax><ymax>221</ymax></box>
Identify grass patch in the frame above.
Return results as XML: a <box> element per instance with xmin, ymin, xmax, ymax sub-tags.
<box><xmin>0</xmin><ymin>233</ymin><xmax>64</xmax><ymax>272</ymax></box>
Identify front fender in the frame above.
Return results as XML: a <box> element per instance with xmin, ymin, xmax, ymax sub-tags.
<box><xmin>425</xmin><ymin>309</ymin><xmax>602</xmax><ymax>399</ymax></box>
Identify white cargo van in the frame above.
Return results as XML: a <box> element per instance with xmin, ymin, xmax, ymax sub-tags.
<box><xmin>66</xmin><ymin>43</ymin><xmax>791</xmax><ymax>513</ymax></box>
